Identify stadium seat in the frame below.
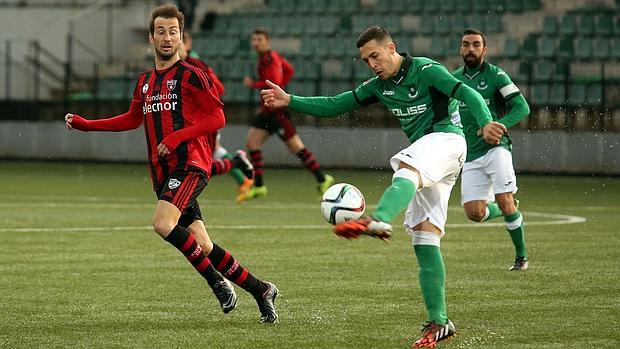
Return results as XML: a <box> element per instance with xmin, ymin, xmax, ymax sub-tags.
<box><xmin>506</xmin><ymin>0</ymin><xmax>524</xmax><ymax>13</ymax></box>
<box><xmin>439</xmin><ymin>0</ymin><xmax>457</xmax><ymax>14</ymax></box>
<box><xmin>531</xmin><ymin>83</ymin><xmax>549</xmax><ymax>105</ymax></box>
<box><xmin>548</xmin><ymin>83</ymin><xmax>567</xmax><ymax>106</ymax></box>
<box><xmin>592</xmin><ymin>38</ymin><xmax>611</xmax><ymax>59</ymax></box>
<box><xmin>579</xmin><ymin>15</ymin><xmax>595</xmax><ymax>36</ymax></box>
<box><xmin>541</xmin><ymin>16</ymin><xmax>558</xmax><ymax>35</ymax></box>
<box><xmin>613</xmin><ymin>16</ymin><xmax>620</xmax><ymax>36</ymax></box>
<box><xmin>521</xmin><ymin>35</ymin><xmax>538</xmax><ymax>59</ymax></box>
<box><xmin>559</xmin><ymin>15</ymin><xmax>577</xmax><ymax>35</ymax></box>
<box><xmin>557</xmin><ymin>36</ymin><xmax>574</xmax><ymax>59</ymax></box>
<box><xmin>419</xmin><ymin>16</ymin><xmax>435</xmax><ymax>36</ymax></box>
<box><xmin>611</xmin><ymin>38</ymin><xmax>620</xmax><ymax>59</ymax></box>
<box><xmin>537</xmin><ymin>36</ymin><xmax>556</xmax><ymax>59</ymax></box>
<box><xmin>532</xmin><ymin>61</ymin><xmax>554</xmax><ymax>82</ymax></box>
<box><xmin>515</xmin><ymin>62</ymin><xmax>531</xmax><ymax>83</ymax></box>
<box><xmin>430</xmin><ymin>36</ymin><xmax>448</xmax><ymax>58</ymax></box>
<box><xmin>354</xmin><ymin>61</ymin><xmax>372</xmax><ymax>80</ymax></box>
<box><xmin>424</xmin><ymin>0</ymin><xmax>440</xmax><ymax>14</ymax></box>
<box><xmin>574</xmin><ymin>38</ymin><xmax>593</xmax><ymax>59</ymax></box>
<box><xmin>485</xmin><ymin>15</ymin><xmax>503</xmax><ymax>33</ymax></box>
<box><xmin>586</xmin><ymin>83</ymin><xmax>603</xmax><ymax>106</ymax></box>
<box><xmin>451</xmin><ymin>16</ymin><xmax>467</xmax><ymax>35</ymax></box>
<box><xmin>455</xmin><ymin>0</ymin><xmax>472</xmax><ymax>13</ymax></box>
<box><xmin>567</xmin><ymin>83</ymin><xmax>587</xmax><ymax>107</ymax></box>
<box><xmin>595</xmin><ymin>15</ymin><xmax>613</xmax><ymax>36</ymax></box>
<box><xmin>525</xmin><ymin>0</ymin><xmax>542</xmax><ymax>11</ymax></box>
<box><xmin>436</xmin><ymin>16</ymin><xmax>451</xmax><ymax>36</ymax></box>
<box><xmin>503</xmin><ymin>37</ymin><xmax>520</xmax><ymax>59</ymax></box>
<box><xmin>473</xmin><ymin>0</ymin><xmax>491</xmax><ymax>13</ymax></box>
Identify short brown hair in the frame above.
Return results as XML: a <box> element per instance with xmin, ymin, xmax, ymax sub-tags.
<box><xmin>356</xmin><ymin>26</ymin><xmax>392</xmax><ymax>48</ymax></box>
<box><xmin>149</xmin><ymin>4</ymin><xmax>185</xmax><ymax>35</ymax></box>
<box><xmin>253</xmin><ymin>27</ymin><xmax>270</xmax><ymax>39</ymax></box>
<box><xmin>462</xmin><ymin>28</ymin><xmax>486</xmax><ymax>47</ymax></box>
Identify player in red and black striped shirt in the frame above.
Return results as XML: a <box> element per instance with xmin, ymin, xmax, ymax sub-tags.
<box><xmin>63</xmin><ymin>4</ymin><xmax>278</xmax><ymax>323</ymax></box>
<box><xmin>240</xmin><ymin>27</ymin><xmax>334</xmax><ymax>203</ymax></box>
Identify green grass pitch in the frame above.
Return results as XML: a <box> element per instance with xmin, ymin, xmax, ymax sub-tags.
<box><xmin>0</xmin><ymin>161</ymin><xmax>618</xmax><ymax>348</ymax></box>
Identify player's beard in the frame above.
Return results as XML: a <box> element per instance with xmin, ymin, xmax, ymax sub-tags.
<box><xmin>155</xmin><ymin>45</ymin><xmax>179</xmax><ymax>62</ymax></box>
<box><xmin>463</xmin><ymin>53</ymin><xmax>482</xmax><ymax>68</ymax></box>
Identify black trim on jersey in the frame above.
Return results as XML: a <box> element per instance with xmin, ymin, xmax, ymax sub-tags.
<box><xmin>353</xmin><ymin>90</ymin><xmax>379</xmax><ymax>106</ymax></box>
<box><xmin>426</xmin><ymin>87</ymin><xmax>450</xmax><ymax>135</ymax></box>
<box><xmin>494</xmin><ymin>90</ymin><xmax>507</xmax><ymax>118</ymax></box>
<box><xmin>391</xmin><ymin>53</ymin><xmax>413</xmax><ymax>85</ymax></box>
<box><xmin>141</xmin><ymin>71</ymin><xmax>159</xmax><ymax>186</ymax></box>
<box><xmin>450</xmin><ymin>81</ymin><xmax>463</xmax><ymax>98</ymax></box>
<box><xmin>152</xmin><ymin>71</ymin><xmax>169</xmax><ymax>180</ymax></box>
<box><xmin>504</xmin><ymin>92</ymin><xmax>521</xmax><ymax>102</ymax></box>
<box><xmin>171</xmin><ymin>66</ymin><xmax>188</xmax><ymax>170</ymax></box>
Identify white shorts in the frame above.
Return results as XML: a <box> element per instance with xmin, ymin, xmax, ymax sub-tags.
<box><xmin>390</xmin><ymin>132</ymin><xmax>466</xmax><ymax>235</ymax></box>
<box><xmin>460</xmin><ymin>147</ymin><xmax>518</xmax><ymax>205</ymax></box>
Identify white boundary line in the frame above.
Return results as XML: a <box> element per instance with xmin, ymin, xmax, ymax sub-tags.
<box><xmin>0</xmin><ymin>211</ymin><xmax>586</xmax><ymax>233</ymax></box>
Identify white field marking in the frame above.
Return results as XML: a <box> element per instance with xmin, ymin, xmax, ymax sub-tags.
<box><xmin>0</xmin><ymin>211</ymin><xmax>586</xmax><ymax>233</ymax></box>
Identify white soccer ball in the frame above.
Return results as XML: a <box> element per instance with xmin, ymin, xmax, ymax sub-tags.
<box><xmin>320</xmin><ymin>183</ymin><xmax>366</xmax><ymax>225</ymax></box>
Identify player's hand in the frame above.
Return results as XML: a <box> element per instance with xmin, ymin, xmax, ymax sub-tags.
<box><xmin>64</xmin><ymin>113</ymin><xmax>74</xmax><ymax>130</ymax></box>
<box><xmin>157</xmin><ymin>143</ymin><xmax>170</xmax><ymax>157</ymax></box>
<box><xmin>481</xmin><ymin>122</ymin><xmax>507</xmax><ymax>145</ymax></box>
<box><xmin>261</xmin><ymin>80</ymin><xmax>291</xmax><ymax>109</ymax></box>
<box><xmin>243</xmin><ymin>76</ymin><xmax>253</xmax><ymax>88</ymax></box>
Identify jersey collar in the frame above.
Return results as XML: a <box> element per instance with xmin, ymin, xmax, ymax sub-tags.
<box><xmin>390</xmin><ymin>53</ymin><xmax>412</xmax><ymax>85</ymax></box>
<box><xmin>463</xmin><ymin>61</ymin><xmax>488</xmax><ymax>80</ymax></box>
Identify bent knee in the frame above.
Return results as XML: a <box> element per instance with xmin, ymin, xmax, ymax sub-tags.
<box><xmin>465</xmin><ymin>209</ymin><xmax>486</xmax><ymax>222</ymax></box>
<box><xmin>152</xmin><ymin>219</ymin><xmax>176</xmax><ymax>237</ymax></box>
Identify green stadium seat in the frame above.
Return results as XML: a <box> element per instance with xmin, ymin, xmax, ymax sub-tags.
<box><xmin>489</xmin><ymin>0</ymin><xmax>506</xmax><ymax>13</ymax></box>
<box><xmin>515</xmin><ymin>62</ymin><xmax>531</xmax><ymax>83</ymax></box>
<box><xmin>506</xmin><ymin>0</ymin><xmax>524</xmax><ymax>13</ymax></box>
<box><xmin>579</xmin><ymin>15</ymin><xmax>595</xmax><ymax>36</ymax></box>
<box><xmin>567</xmin><ymin>83</ymin><xmax>586</xmax><ymax>106</ymax></box>
<box><xmin>419</xmin><ymin>16</ymin><xmax>435</xmax><ymax>36</ymax></box>
<box><xmin>310</xmin><ymin>0</ymin><xmax>327</xmax><ymax>14</ymax></box>
<box><xmin>451</xmin><ymin>16</ymin><xmax>467</xmax><ymax>35</ymax></box>
<box><xmin>374</xmin><ymin>0</ymin><xmax>391</xmax><ymax>14</ymax></box>
<box><xmin>455</xmin><ymin>0</ymin><xmax>472</xmax><ymax>13</ymax></box>
<box><xmin>503</xmin><ymin>37</ymin><xmax>520</xmax><ymax>59</ymax></box>
<box><xmin>473</xmin><ymin>0</ymin><xmax>491</xmax><ymax>13</ymax></box>
<box><xmin>537</xmin><ymin>36</ymin><xmax>556</xmax><ymax>59</ymax></box>
<box><xmin>430</xmin><ymin>36</ymin><xmax>448</xmax><ymax>58</ymax></box>
<box><xmin>557</xmin><ymin>36</ymin><xmax>574</xmax><ymax>59</ymax></box>
<box><xmin>343</xmin><ymin>0</ymin><xmax>359</xmax><ymax>14</ymax></box>
<box><xmin>548</xmin><ymin>83</ymin><xmax>567</xmax><ymax>106</ymax></box>
<box><xmin>424</xmin><ymin>0</ymin><xmax>440</xmax><ymax>14</ymax></box>
<box><xmin>485</xmin><ymin>15</ymin><xmax>502</xmax><ymax>33</ymax></box>
<box><xmin>552</xmin><ymin>62</ymin><xmax>568</xmax><ymax>82</ymax></box>
<box><xmin>531</xmin><ymin>83</ymin><xmax>549</xmax><ymax>105</ymax></box>
<box><xmin>469</xmin><ymin>16</ymin><xmax>486</xmax><ymax>32</ymax></box>
<box><xmin>559</xmin><ymin>15</ymin><xmax>577</xmax><ymax>35</ymax></box>
<box><xmin>586</xmin><ymin>83</ymin><xmax>603</xmax><ymax>106</ymax></box>
<box><xmin>574</xmin><ymin>38</ymin><xmax>593</xmax><ymax>59</ymax></box>
<box><xmin>525</xmin><ymin>0</ymin><xmax>542</xmax><ymax>11</ymax></box>
<box><xmin>521</xmin><ymin>35</ymin><xmax>538</xmax><ymax>59</ymax></box>
<box><xmin>595</xmin><ymin>15</ymin><xmax>613</xmax><ymax>36</ymax></box>
<box><xmin>532</xmin><ymin>61</ymin><xmax>554</xmax><ymax>82</ymax></box>
<box><xmin>354</xmin><ymin>61</ymin><xmax>372</xmax><ymax>80</ymax></box>
<box><xmin>436</xmin><ymin>16</ymin><xmax>451</xmax><ymax>36</ymax></box>
<box><xmin>611</xmin><ymin>38</ymin><xmax>620</xmax><ymax>59</ymax></box>
<box><xmin>542</xmin><ymin>16</ymin><xmax>558</xmax><ymax>35</ymax></box>
<box><xmin>592</xmin><ymin>38</ymin><xmax>611</xmax><ymax>59</ymax></box>
<box><xmin>613</xmin><ymin>17</ymin><xmax>620</xmax><ymax>36</ymax></box>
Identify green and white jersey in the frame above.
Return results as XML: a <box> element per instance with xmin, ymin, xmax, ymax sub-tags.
<box><xmin>452</xmin><ymin>61</ymin><xmax>524</xmax><ymax>162</ymax></box>
<box><xmin>288</xmin><ymin>53</ymin><xmax>493</xmax><ymax>144</ymax></box>
<box><xmin>352</xmin><ymin>55</ymin><xmax>463</xmax><ymax>143</ymax></box>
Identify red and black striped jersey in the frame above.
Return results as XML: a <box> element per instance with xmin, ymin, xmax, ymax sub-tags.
<box><xmin>72</xmin><ymin>59</ymin><xmax>225</xmax><ymax>190</ymax></box>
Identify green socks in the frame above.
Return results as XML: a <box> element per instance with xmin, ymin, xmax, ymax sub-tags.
<box><xmin>414</xmin><ymin>244</ymin><xmax>448</xmax><ymax>325</ymax></box>
<box><xmin>222</xmin><ymin>153</ymin><xmax>246</xmax><ymax>185</ymax></box>
<box><xmin>484</xmin><ymin>202</ymin><xmax>503</xmax><ymax>221</ymax></box>
<box><xmin>505</xmin><ymin>211</ymin><xmax>528</xmax><ymax>259</ymax></box>
<box><xmin>372</xmin><ymin>177</ymin><xmax>417</xmax><ymax>223</ymax></box>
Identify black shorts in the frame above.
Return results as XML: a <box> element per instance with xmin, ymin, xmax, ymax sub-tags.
<box><xmin>155</xmin><ymin>168</ymin><xmax>207</xmax><ymax>226</ymax></box>
<box><xmin>252</xmin><ymin>109</ymin><xmax>297</xmax><ymax>141</ymax></box>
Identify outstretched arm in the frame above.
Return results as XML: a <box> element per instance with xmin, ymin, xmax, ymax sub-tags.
<box><xmin>261</xmin><ymin>80</ymin><xmax>361</xmax><ymax>117</ymax></box>
<box><xmin>65</xmin><ymin>100</ymin><xmax>143</xmax><ymax>131</ymax></box>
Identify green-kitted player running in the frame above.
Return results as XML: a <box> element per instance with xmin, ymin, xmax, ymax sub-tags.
<box><xmin>261</xmin><ymin>26</ymin><xmax>507</xmax><ymax>348</ymax></box>
<box><xmin>452</xmin><ymin>28</ymin><xmax>531</xmax><ymax>271</ymax></box>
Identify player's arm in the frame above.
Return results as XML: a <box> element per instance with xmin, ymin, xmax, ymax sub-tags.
<box><xmin>261</xmin><ymin>80</ymin><xmax>364</xmax><ymax>117</ymax></box>
<box><xmin>496</xmin><ymin>73</ymin><xmax>530</xmax><ymax>128</ymax></box>
<box><xmin>160</xmin><ymin>86</ymin><xmax>225</xmax><ymax>152</ymax></box>
<box><xmin>65</xmin><ymin>99</ymin><xmax>142</xmax><ymax>132</ymax></box>
<box><xmin>420</xmin><ymin>63</ymin><xmax>505</xmax><ymax>143</ymax></box>
<box><xmin>280</xmin><ymin>56</ymin><xmax>294</xmax><ymax>87</ymax></box>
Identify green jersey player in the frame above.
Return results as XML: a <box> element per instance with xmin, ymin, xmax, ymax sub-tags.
<box><xmin>452</xmin><ymin>29</ymin><xmax>531</xmax><ymax>271</ymax></box>
<box><xmin>261</xmin><ymin>26</ymin><xmax>507</xmax><ymax>348</ymax></box>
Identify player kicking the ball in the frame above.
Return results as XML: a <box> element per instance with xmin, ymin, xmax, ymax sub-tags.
<box><xmin>64</xmin><ymin>4</ymin><xmax>277</xmax><ymax>323</ymax></box>
<box><xmin>262</xmin><ymin>26</ymin><xmax>506</xmax><ymax>347</ymax></box>
<box><xmin>452</xmin><ymin>29</ymin><xmax>530</xmax><ymax>271</ymax></box>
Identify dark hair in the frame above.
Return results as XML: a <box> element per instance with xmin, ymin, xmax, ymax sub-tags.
<box><xmin>462</xmin><ymin>28</ymin><xmax>486</xmax><ymax>47</ymax></box>
<box><xmin>356</xmin><ymin>26</ymin><xmax>393</xmax><ymax>48</ymax></box>
<box><xmin>253</xmin><ymin>27</ymin><xmax>270</xmax><ymax>39</ymax></box>
<box><xmin>149</xmin><ymin>4</ymin><xmax>185</xmax><ymax>35</ymax></box>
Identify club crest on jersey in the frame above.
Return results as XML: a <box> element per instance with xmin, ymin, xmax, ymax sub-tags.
<box><xmin>166</xmin><ymin>79</ymin><xmax>177</xmax><ymax>91</ymax></box>
<box><xmin>142</xmin><ymin>83</ymin><xmax>149</xmax><ymax>94</ymax></box>
<box><xmin>168</xmin><ymin>178</ymin><xmax>181</xmax><ymax>190</ymax></box>
<box><xmin>408</xmin><ymin>87</ymin><xmax>419</xmax><ymax>99</ymax></box>
<box><xmin>477</xmin><ymin>79</ymin><xmax>488</xmax><ymax>90</ymax></box>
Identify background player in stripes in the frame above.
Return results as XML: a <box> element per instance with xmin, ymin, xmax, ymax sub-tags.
<box><xmin>63</xmin><ymin>4</ymin><xmax>278</xmax><ymax>323</ymax></box>
<box><xmin>452</xmin><ymin>28</ymin><xmax>531</xmax><ymax>271</ymax></box>
<box><xmin>240</xmin><ymin>27</ymin><xmax>334</xmax><ymax>203</ymax></box>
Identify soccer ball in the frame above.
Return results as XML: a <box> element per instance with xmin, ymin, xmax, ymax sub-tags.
<box><xmin>320</xmin><ymin>183</ymin><xmax>366</xmax><ymax>225</ymax></box>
